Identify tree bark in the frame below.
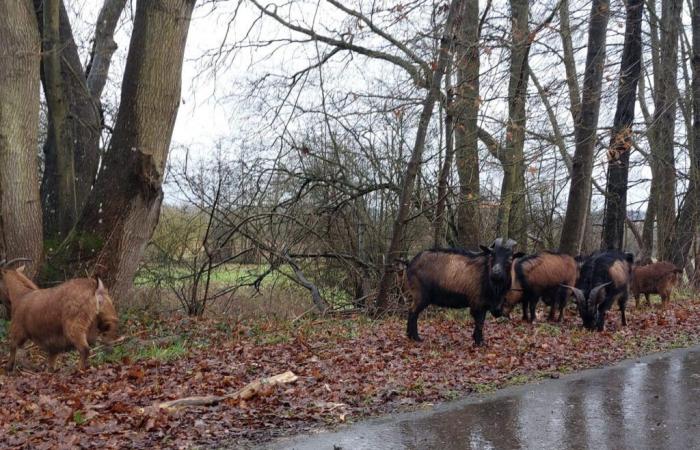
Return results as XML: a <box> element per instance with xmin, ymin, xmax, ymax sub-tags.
<box><xmin>0</xmin><ymin>0</ymin><xmax>43</xmax><ymax>278</ymax></box>
<box><xmin>374</xmin><ymin>0</ymin><xmax>462</xmax><ymax>312</ymax></box>
<box><xmin>559</xmin><ymin>0</ymin><xmax>581</xmax><ymax>124</ymax></box>
<box><xmin>63</xmin><ymin>0</ymin><xmax>196</xmax><ymax>303</ymax></box>
<box><xmin>601</xmin><ymin>0</ymin><xmax>644</xmax><ymax>250</ymax></box>
<box><xmin>453</xmin><ymin>0</ymin><xmax>481</xmax><ymax>249</ymax></box>
<box><xmin>86</xmin><ymin>0</ymin><xmax>128</xmax><ymax>100</ymax></box>
<box><xmin>499</xmin><ymin>0</ymin><xmax>529</xmax><ymax>247</ymax></box>
<box><xmin>35</xmin><ymin>0</ymin><xmax>125</xmax><ymax>239</ymax></box>
<box><xmin>41</xmin><ymin>0</ymin><xmax>78</xmax><ymax>236</ymax></box>
<box><xmin>433</xmin><ymin>61</ymin><xmax>455</xmax><ymax>247</ymax></box>
<box><xmin>666</xmin><ymin>0</ymin><xmax>700</xmax><ymax>267</ymax></box>
<box><xmin>559</xmin><ymin>0</ymin><xmax>610</xmax><ymax>255</ymax></box>
<box><xmin>653</xmin><ymin>0</ymin><xmax>682</xmax><ymax>260</ymax></box>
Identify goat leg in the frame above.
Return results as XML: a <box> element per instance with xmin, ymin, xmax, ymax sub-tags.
<box><xmin>471</xmin><ymin>308</ymin><xmax>487</xmax><ymax>346</ymax></box>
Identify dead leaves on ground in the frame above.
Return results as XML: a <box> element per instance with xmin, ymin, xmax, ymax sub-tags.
<box><xmin>2</xmin><ymin>300</ymin><xmax>700</xmax><ymax>448</ymax></box>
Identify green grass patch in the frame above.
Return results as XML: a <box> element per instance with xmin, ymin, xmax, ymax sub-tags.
<box><xmin>536</xmin><ymin>322</ymin><xmax>562</xmax><ymax>336</ymax></box>
<box><xmin>93</xmin><ymin>339</ymin><xmax>189</xmax><ymax>365</ymax></box>
<box><xmin>472</xmin><ymin>382</ymin><xmax>497</xmax><ymax>394</ymax></box>
<box><xmin>72</xmin><ymin>410</ymin><xmax>87</xmax><ymax>426</ymax></box>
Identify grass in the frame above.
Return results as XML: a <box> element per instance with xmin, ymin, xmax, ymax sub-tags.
<box><xmin>0</xmin><ymin>319</ymin><xmax>8</xmax><ymax>341</ymax></box>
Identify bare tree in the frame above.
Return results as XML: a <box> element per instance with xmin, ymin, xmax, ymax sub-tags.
<box><xmin>653</xmin><ymin>0</ymin><xmax>683</xmax><ymax>260</ymax></box>
<box><xmin>63</xmin><ymin>0</ymin><xmax>197</xmax><ymax>303</ymax></box>
<box><xmin>601</xmin><ymin>0</ymin><xmax>644</xmax><ymax>250</ymax></box>
<box><xmin>374</xmin><ymin>0</ymin><xmax>463</xmax><ymax>312</ymax></box>
<box><xmin>0</xmin><ymin>0</ymin><xmax>43</xmax><ymax>277</ymax></box>
<box><xmin>559</xmin><ymin>0</ymin><xmax>610</xmax><ymax>255</ymax></box>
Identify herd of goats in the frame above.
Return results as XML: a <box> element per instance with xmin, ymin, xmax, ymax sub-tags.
<box><xmin>0</xmin><ymin>238</ymin><xmax>685</xmax><ymax>373</ymax></box>
<box><xmin>403</xmin><ymin>238</ymin><xmax>683</xmax><ymax>346</ymax></box>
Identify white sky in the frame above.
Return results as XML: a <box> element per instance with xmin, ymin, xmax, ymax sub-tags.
<box><xmin>64</xmin><ymin>0</ymin><xmax>685</xmax><ymax>215</ymax></box>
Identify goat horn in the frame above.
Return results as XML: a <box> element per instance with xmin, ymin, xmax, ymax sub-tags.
<box><xmin>561</xmin><ymin>284</ymin><xmax>584</xmax><ymax>304</ymax></box>
<box><xmin>590</xmin><ymin>282</ymin><xmax>611</xmax><ymax>305</ymax></box>
<box><xmin>491</xmin><ymin>238</ymin><xmax>503</xmax><ymax>249</ymax></box>
<box><xmin>3</xmin><ymin>258</ymin><xmax>33</xmax><ymax>268</ymax></box>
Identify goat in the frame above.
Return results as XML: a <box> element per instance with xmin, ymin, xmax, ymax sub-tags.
<box><xmin>405</xmin><ymin>238</ymin><xmax>517</xmax><ymax>346</ymax></box>
<box><xmin>631</xmin><ymin>261</ymin><xmax>682</xmax><ymax>307</ymax></box>
<box><xmin>563</xmin><ymin>250</ymin><xmax>634</xmax><ymax>331</ymax></box>
<box><xmin>3</xmin><ymin>266</ymin><xmax>119</xmax><ymax>372</ymax></box>
<box><xmin>503</xmin><ymin>252</ymin><xmax>578</xmax><ymax>322</ymax></box>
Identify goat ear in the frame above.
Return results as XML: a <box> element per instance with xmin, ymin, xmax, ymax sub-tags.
<box><xmin>479</xmin><ymin>245</ymin><xmax>492</xmax><ymax>254</ymax></box>
<box><xmin>95</xmin><ymin>278</ymin><xmax>107</xmax><ymax>309</ymax></box>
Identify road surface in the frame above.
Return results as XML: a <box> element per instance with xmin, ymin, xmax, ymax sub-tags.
<box><xmin>265</xmin><ymin>345</ymin><xmax>700</xmax><ymax>449</ymax></box>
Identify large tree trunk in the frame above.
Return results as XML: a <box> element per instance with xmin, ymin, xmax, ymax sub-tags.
<box><xmin>653</xmin><ymin>0</ymin><xmax>682</xmax><ymax>260</ymax></box>
<box><xmin>63</xmin><ymin>0</ymin><xmax>196</xmax><ymax>303</ymax></box>
<box><xmin>559</xmin><ymin>0</ymin><xmax>610</xmax><ymax>255</ymax></box>
<box><xmin>496</xmin><ymin>0</ymin><xmax>529</xmax><ymax>247</ymax></box>
<box><xmin>666</xmin><ymin>0</ymin><xmax>700</xmax><ymax>267</ymax></box>
<box><xmin>601</xmin><ymin>0</ymin><xmax>644</xmax><ymax>250</ymax></box>
<box><xmin>433</xmin><ymin>62</ymin><xmax>455</xmax><ymax>247</ymax></box>
<box><xmin>453</xmin><ymin>0</ymin><xmax>481</xmax><ymax>249</ymax></box>
<box><xmin>374</xmin><ymin>0</ymin><xmax>462</xmax><ymax>312</ymax></box>
<box><xmin>0</xmin><ymin>1</ymin><xmax>43</xmax><ymax>278</ymax></box>
<box><xmin>36</xmin><ymin>0</ymin><xmax>125</xmax><ymax>239</ymax></box>
<box><xmin>40</xmin><ymin>0</ymin><xmax>79</xmax><ymax>236</ymax></box>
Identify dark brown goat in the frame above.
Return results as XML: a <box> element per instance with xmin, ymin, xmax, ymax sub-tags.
<box><xmin>405</xmin><ymin>238</ymin><xmax>517</xmax><ymax>346</ymax></box>
<box><xmin>503</xmin><ymin>252</ymin><xmax>578</xmax><ymax>322</ymax></box>
<box><xmin>3</xmin><ymin>267</ymin><xmax>119</xmax><ymax>372</ymax></box>
<box><xmin>631</xmin><ymin>261</ymin><xmax>682</xmax><ymax>307</ymax></box>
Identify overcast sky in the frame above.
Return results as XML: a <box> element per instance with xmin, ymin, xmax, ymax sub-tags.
<box><xmin>63</xmin><ymin>0</ymin><xmax>678</xmax><ymax>213</ymax></box>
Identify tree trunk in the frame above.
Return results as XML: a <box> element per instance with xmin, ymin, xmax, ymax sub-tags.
<box><xmin>601</xmin><ymin>0</ymin><xmax>644</xmax><ymax>250</ymax></box>
<box><xmin>374</xmin><ymin>0</ymin><xmax>463</xmax><ymax>312</ymax></box>
<box><xmin>559</xmin><ymin>0</ymin><xmax>610</xmax><ymax>255</ymax></box>
<box><xmin>41</xmin><ymin>0</ymin><xmax>78</xmax><ymax>237</ymax></box>
<box><xmin>62</xmin><ymin>0</ymin><xmax>196</xmax><ymax>303</ymax></box>
<box><xmin>666</xmin><ymin>0</ymin><xmax>700</xmax><ymax>267</ymax></box>
<box><xmin>453</xmin><ymin>0</ymin><xmax>481</xmax><ymax>249</ymax></box>
<box><xmin>559</xmin><ymin>0</ymin><xmax>581</xmax><ymax>124</ymax></box>
<box><xmin>35</xmin><ymin>0</ymin><xmax>125</xmax><ymax>239</ymax></box>
<box><xmin>433</xmin><ymin>61</ymin><xmax>455</xmax><ymax>247</ymax></box>
<box><xmin>0</xmin><ymin>0</ymin><xmax>43</xmax><ymax>277</ymax></box>
<box><xmin>496</xmin><ymin>0</ymin><xmax>529</xmax><ymax>247</ymax></box>
<box><xmin>653</xmin><ymin>0</ymin><xmax>682</xmax><ymax>260</ymax></box>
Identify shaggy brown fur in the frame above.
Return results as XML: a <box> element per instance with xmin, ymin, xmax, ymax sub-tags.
<box><xmin>406</xmin><ymin>252</ymin><xmax>485</xmax><ymax>311</ymax></box>
<box><xmin>405</xmin><ymin>239</ymin><xmax>516</xmax><ymax>345</ymax></box>
<box><xmin>0</xmin><ymin>266</ymin><xmax>39</xmax><ymax>317</ymax></box>
<box><xmin>503</xmin><ymin>253</ymin><xmax>578</xmax><ymax>322</ymax></box>
<box><xmin>631</xmin><ymin>261</ymin><xmax>682</xmax><ymax>307</ymax></box>
<box><xmin>4</xmin><ymin>270</ymin><xmax>119</xmax><ymax>372</ymax></box>
<box><xmin>609</xmin><ymin>261</ymin><xmax>631</xmax><ymax>289</ymax></box>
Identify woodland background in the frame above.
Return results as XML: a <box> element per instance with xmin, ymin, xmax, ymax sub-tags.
<box><xmin>0</xmin><ymin>0</ymin><xmax>698</xmax><ymax>317</ymax></box>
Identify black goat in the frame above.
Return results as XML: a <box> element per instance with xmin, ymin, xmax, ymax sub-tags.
<box><xmin>564</xmin><ymin>250</ymin><xmax>634</xmax><ymax>331</ymax></box>
<box><xmin>405</xmin><ymin>238</ymin><xmax>517</xmax><ymax>346</ymax></box>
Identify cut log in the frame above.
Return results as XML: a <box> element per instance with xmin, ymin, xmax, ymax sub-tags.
<box><xmin>157</xmin><ymin>371</ymin><xmax>298</xmax><ymax>410</ymax></box>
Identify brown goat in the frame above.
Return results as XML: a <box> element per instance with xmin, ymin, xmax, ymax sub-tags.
<box><xmin>631</xmin><ymin>261</ymin><xmax>682</xmax><ymax>307</ymax></box>
<box><xmin>503</xmin><ymin>252</ymin><xmax>578</xmax><ymax>322</ymax></box>
<box><xmin>3</xmin><ymin>268</ymin><xmax>118</xmax><ymax>372</ymax></box>
<box><xmin>405</xmin><ymin>239</ymin><xmax>517</xmax><ymax>345</ymax></box>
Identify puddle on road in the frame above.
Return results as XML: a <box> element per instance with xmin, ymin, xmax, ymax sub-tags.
<box><xmin>266</xmin><ymin>347</ymin><xmax>700</xmax><ymax>450</ymax></box>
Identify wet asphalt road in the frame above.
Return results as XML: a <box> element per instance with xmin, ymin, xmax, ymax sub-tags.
<box><xmin>265</xmin><ymin>345</ymin><xmax>700</xmax><ymax>450</ymax></box>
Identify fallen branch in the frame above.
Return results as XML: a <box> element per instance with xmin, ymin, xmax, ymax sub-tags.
<box><xmin>157</xmin><ymin>371</ymin><xmax>298</xmax><ymax>410</ymax></box>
